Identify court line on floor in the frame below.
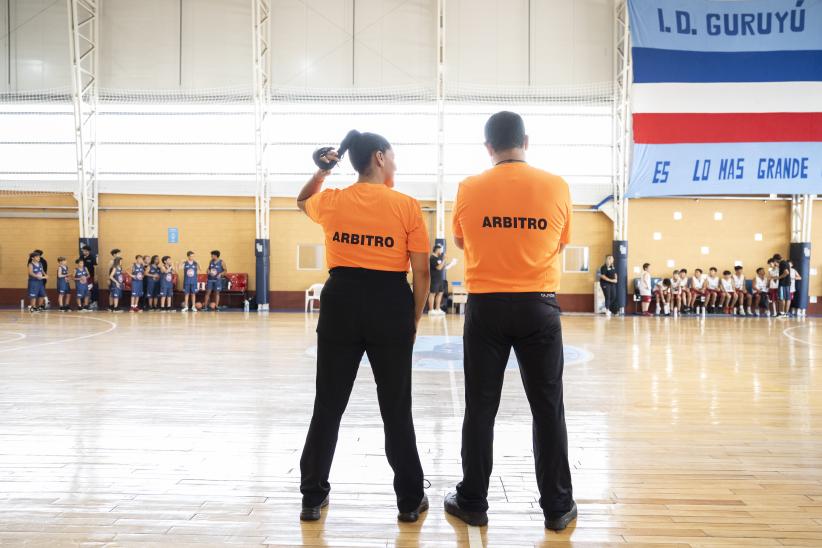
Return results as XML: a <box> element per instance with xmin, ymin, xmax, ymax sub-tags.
<box><xmin>782</xmin><ymin>325</ymin><xmax>821</xmax><ymax>347</ymax></box>
<box><xmin>467</xmin><ymin>523</ymin><xmax>483</xmax><ymax>547</ymax></box>
<box><xmin>0</xmin><ymin>332</ymin><xmax>26</xmax><ymax>344</ymax></box>
<box><xmin>0</xmin><ymin>315</ymin><xmax>117</xmax><ymax>353</ymax></box>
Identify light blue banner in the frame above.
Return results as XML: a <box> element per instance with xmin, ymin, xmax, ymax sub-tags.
<box><xmin>628</xmin><ymin>0</ymin><xmax>822</xmax><ymax>51</ymax></box>
<box><xmin>627</xmin><ymin>143</ymin><xmax>822</xmax><ymax>197</ymax></box>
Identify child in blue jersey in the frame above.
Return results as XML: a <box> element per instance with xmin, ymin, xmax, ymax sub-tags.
<box><xmin>27</xmin><ymin>253</ymin><xmax>47</xmax><ymax>313</ymax></box>
<box><xmin>108</xmin><ymin>257</ymin><xmax>124</xmax><ymax>312</ymax></box>
<box><xmin>129</xmin><ymin>255</ymin><xmax>146</xmax><ymax>313</ymax></box>
<box><xmin>159</xmin><ymin>256</ymin><xmax>176</xmax><ymax>312</ymax></box>
<box><xmin>180</xmin><ymin>251</ymin><xmax>200</xmax><ymax>312</ymax></box>
<box><xmin>74</xmin><ymin>258</ymin><xmax>91</xmax><ymax>312</ymax></box>
<box><xmin>146</xmin><ymin>255</ymin><xmax>162</xmax><ymax>311</ymax></box>
<box><xmin>203</xmin><ymin>250</ymin><xmax>227</xmax><ymax>312</ymax></box>
<box><xmin>56</xmin><ymin>257</ymin><xmax>71</xmax><ymax>312</ymax></box>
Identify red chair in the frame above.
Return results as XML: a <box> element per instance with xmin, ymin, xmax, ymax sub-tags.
<box><xmin>196</xmin><ymin>273</ymin><xmax>207</xmax><ymax>292</ymax></box>
<box><xmin>225</xmin><ymin>273</ymin><xmax>248</xmax><ymax>294</ymax></box>
<box><xmin>122</xmin><ymin>271</ymin><xmax>133</xmax><ymax>292</ymax></box>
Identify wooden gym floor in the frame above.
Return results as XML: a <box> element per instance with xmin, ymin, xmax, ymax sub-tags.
<box><xmin>0</xmin><ymin>310</ymin><xmax>820</xmax><ymax>547</ymax></box>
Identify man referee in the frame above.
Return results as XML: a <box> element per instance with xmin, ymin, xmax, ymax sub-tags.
<box><xmin>444</xmin><ymin>111</ymin><xmax>576</xmax><ymax>531</ymax></box>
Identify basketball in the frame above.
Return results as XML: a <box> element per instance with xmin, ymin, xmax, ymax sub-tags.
<box><xmin>210</xmin><ymin>302</ymin><xmax>217</xmax><ymax>310</ymax></box>
<box><xmin>195</xmin><ymin>302</ymin><xmax>202</xmax><ymax>310</ymax></box>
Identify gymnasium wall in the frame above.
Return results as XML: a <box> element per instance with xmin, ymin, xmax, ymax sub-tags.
<box><xmin>3</xmin><ymin>194</ymin><xmax>820</xmax><ymax>313</ymax></box>
<box><xmin>0</xmin><ymin>194</ymin><xmax>79</xmax><ymax>306</ymax></box>
<box><xmin>812</xmin><ymin>204</ymin><xmax>822</xmax><ymax>306</ymax></box>
<box><xmin>0</xmin><ymin>0</ymin><xmax>612</xmax><ymax>93</ymax></box>
<box><xmin>0</xmin><ymin>193</ymin><xmax>612</xmax><ymax>310</ymax></box>
<box><xmin>627</xmin><ymin>198</ymin><xmax>792</xmax><ymax>281</ymax></box>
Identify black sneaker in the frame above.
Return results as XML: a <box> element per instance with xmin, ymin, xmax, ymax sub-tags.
<box><xmin>398</xmin><ymin>494</ymin><xmax>429</xmax><ymax>523</ymax></box>
<box><xmin>300</xmin><ymin>495</ymin><xmax>329</xmax><ymax>521</ymax></box>
<box><xmin>545</xmin><ymin>501</ymin><xmax>577</xmax><ymax>531</ymax></box>
<box><xmin>28</xmin><ymin>306</ymin><xmax>37</xmax><ymax>313</ymax></box>
<box><xmin>444</xmin><ymin>491</ymin><xmax>488</xmax><ymax>526</ymax></box>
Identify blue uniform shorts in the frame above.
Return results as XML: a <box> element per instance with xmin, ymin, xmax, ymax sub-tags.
<box><xmin>778</xmin><ymin>286</ymin><xmax>792</xmax><ymax>301</ymax></box>
<box><xmin>184</xmin><ymin>281</ymin><xmax>198</xmax><ymax>295</ymax></box>
<box><xmin>146</xmin><ymin>279</ymin><xmax>159</xmax><ymax>297</ymax></box>
<box><xmin>160</xmin><ymin>282</ymin><xmax>174</xmax><ymax>297</ymax></box>
<box><xmin>131</xmin><ymin>278</ymin><xmax>144</xmax><ymax>297</ymax></box>
<box><xmin>77</xmin><ymin>284</ymin><xmax>89</xmax><ymax>298</ymax></box>
<box><xmin>110</xmin><ymin>285</ymin><xmax>122</xmax><ymax>299</ymax></box>
<box><xmin>28</xmin><ymin>279</ymin><xmax>46</xmax><ymax>298</ymax></box>
<box><xmin>58</xmin><ymin>279</ymin><xmax>71</xmax><ymax>294</ymax></box>
<box><xmin>206</xmin><ymin>278</ymin><xmax>222</xmax><ymax>292</ymax></box>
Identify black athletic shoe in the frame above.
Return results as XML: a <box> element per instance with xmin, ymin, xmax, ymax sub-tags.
<box><xmin>398</xmin><ymin>494</ymin><xmax>429</xmax><ymax>523</ymax></box>
<box><xmin>300</xmin><ymin>495</ymin><xmax>329</xmax><ymax>521</ymax></box>
<box><xmin>545</xmin><ymin>501</ymin><xmax>577</xmax><ymax>531</ymax></box>
<box><xmin>444</xmin><ymin>491</ymin><xmax>488</xmax><ymax>526</ymax></box>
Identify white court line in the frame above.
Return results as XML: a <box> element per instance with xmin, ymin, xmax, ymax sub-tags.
<box><xmin>0</xmin><ymin>332</ymin><xmax>26</xmax><ymax>344</ymax></box>
<box><xmin>441</xmin><ymin>320</ymin><xmax>480</xmax><ymax>546</ymax></box>
<box><xmin>441</xmin><ymin>319</ymin><xmax>463</xmax><ymax>420</ymax></box>
<box><xmin>0</xmin><ymin>315</ymin><xmax>117</xmax><ymax>354</ymax></box>
<box><xmin>467</xmin><ymin>524</ymin><xmax>483</xmax><ymax>547</ymax></box>
<box><xmin>782</xmin><ymin>325</ymin><xmax>821</xmax><ymax>347</ymax></box>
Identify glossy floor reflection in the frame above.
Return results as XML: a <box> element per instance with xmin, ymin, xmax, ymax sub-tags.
<box><xmin>0</xmin><ymin>311</ymin><xmax>820</xmax><ymax>547</ymax></box>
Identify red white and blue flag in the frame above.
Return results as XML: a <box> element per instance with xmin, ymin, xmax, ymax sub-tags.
<box><xmin>626</xmin><ymin>0</ymin><xmax>822</xmax><ymax>196</ymax></box>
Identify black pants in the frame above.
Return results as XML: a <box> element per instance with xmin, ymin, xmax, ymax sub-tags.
<box><xmin>300</xmin><ymin>267</ymin><xmax>425</xmax><ymax>513</ymax></box>
<box><xmin>456</xmin><ymin>293</ymin><xmax>573</xmax><ymax>515</ymax></box>
<box><xmin>601</xmin><ymin>282</ymin><xmax>618</xmax><ymax>314</ymax></box>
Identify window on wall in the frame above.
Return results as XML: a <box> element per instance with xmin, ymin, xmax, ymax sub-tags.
<box><xmin>563</xmin><ymin>246</ymin><xmax>589</xmax><ymax>273</ymax></box>
<box><xmin>297</xmin><ymin>244</ymin><xmax>324</xmax><ymax>270</ymax></box>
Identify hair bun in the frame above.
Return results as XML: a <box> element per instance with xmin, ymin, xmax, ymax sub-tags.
<box><xmin>312</xmin><ymin>146</ymin><xmax>338</xmax><ymax>170</ymax></box>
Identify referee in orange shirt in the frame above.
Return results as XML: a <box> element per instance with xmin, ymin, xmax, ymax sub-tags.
<box><xmin>444</xmin><ymin>112</ymin><xmax>576</xmax><ymax>531</ymax></box>
<box><xmin>297</xmin><ymin>130</ymin><xmax>430</xmax><ymax>523</ymax></box>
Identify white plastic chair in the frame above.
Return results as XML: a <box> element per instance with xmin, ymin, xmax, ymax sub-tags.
<box><xmin>305</xmin><ymin>283</ymin><xmax>324</xmax><ymax>312</ymax></box>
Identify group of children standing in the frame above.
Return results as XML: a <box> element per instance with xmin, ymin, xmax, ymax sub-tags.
<box><xmin>26</xmin><ymin>248</ymin><xmax>228</xmax><ymax>313</ymax></box>
<box><xmin>637</xmin><ymin>254</ymin><xmax>802</xmax><ymax>317</ymax></box>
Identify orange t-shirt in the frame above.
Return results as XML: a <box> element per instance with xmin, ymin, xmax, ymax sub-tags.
<box><xmin>305</xmin><ymin>183</ymin><xmax>430</xmax><ymax>272</ymax></box>
<box><xmin>452</xmin><ymin>162</ymin><xmax>572</xmax><ymax>293</ymax></box>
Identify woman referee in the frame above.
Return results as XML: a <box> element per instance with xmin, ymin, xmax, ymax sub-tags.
<box><xmin>297</xmin><ymin>130</ymin><xmax>431</xmax><ymax>523</ymax></box>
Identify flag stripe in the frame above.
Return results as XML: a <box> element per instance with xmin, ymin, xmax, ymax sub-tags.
<box><xmin>633</xmin><ymin>113</ymin><xmax>822</xmax><ymax>144</ymax></box>
<box><xmin>632</xmin><ymin>48</ymin><xmax>822</xmax><ymax>83</ymax></box>
<box><xmin>632</xmin><ymin>82</ymin><xmax>822</xmax><ymax>114</ymax></box>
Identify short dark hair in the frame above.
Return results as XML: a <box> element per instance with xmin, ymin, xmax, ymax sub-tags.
<box><xmin>211</xmin><ymin>250</ymin><xmax>220</xmax><ymax>257</ymax></box>
<box><xmin>57</xmin><ymin>256</ymin><xmax>66</xmax><ymax>262</ymax></box>
<box><xmin>162</xmin><ymin>255</ymin><xmax>171</xmax><ymax>263</ymax></box>
<box><xmin>773</xmin><ymin>254</ymin><xmax>782</xmax><ymax>261</ymax></box>
<box><xmin>484</xmin><ymin>111</ymin><xmax>526</xmax><ymax>151</ymax></box>
<box><xmin>187</xmin><ymin>251</ymin><xmax>194</xmax><ymax>257</ymax></box>
<box><xmin>723</xmin><ymin>270</ymin><xmax>732</xmax><ymax>276</ymax></box>
<box><xmin>33</xmin><ymin>249</ymin><xmax>43</xmax><ymax>255</ymax></box>
<box><xmin>710</xmin><ymin>267</ymin><xmax>717</xmax><ymax>272</ymax></box>
<box><xmin>734</xmin><ymin>265</ymin><xmax>742</xmax><ymax>271</ymax></box>
<box><xmin>642</xmin><ymin>263</ymin><xmax>650</xmax><ymax>270</ymax></box>
<box><xmin>433</xmin><ymin>244</ymin><xmax>442</xmax><ymax>251</ymax></box>
<box><xmin>756</xmin><ymin>267</ymin><xmax>765</xmax><ymax>274</ymax></box>
<box><xmin>135</xmin><ymin>255</ymin><xmax>142</xmax><ymax>260</ymax></box>
<box><xmin>81</xmin><ymin>245</ymin><xmax>91</xmax><ymax>252</ymax></box>
<box><xmin>695</xmin><ymin>268</ymin><xmax>703</xmax><ymax>274</ymax></box>
<box><xmin>680</xmin><ymin>269</ymin><xmax>688</xmax><ymax>274</ymax></box>
<box><xmin>75</xmin><ymin>258</ymin><xmax>83</xmax><ymax>264</ymax></box>
<box><xmin>111</xmin><ymin>248</ymin><xmax>120</xmax><ymax>256</ymax></box>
